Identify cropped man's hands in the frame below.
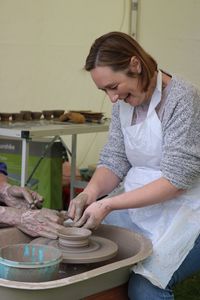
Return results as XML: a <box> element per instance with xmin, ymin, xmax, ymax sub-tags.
<box><xmin>19</xmin><ymin>208</ymin><xmax>67</xmax><ymax>239</ymax></box>
<box><xmin>0</xmin><ymin>182</ymin><xmax>43</xmax><ymax>209</ymax></box>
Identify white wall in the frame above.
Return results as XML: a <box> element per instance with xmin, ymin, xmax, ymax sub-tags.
<box><xmin>137</xmin><ymin>0</ymin><xmax>200</xmax><ymax>87</ymax></box>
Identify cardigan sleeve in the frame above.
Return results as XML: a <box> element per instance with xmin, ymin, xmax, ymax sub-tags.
<box><xmin>98</xmin><ymin>102</ymin><xmax>131</xmax><ymax>180</ymax></box>
<box><xmin>161</xmin><ymin>78</ymin><xmax>200</xmax><ymax>189</ymax></box>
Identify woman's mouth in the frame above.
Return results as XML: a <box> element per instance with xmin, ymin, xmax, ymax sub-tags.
<box><xmin>124</xmin><ymin>94</ymin><xmax>131</xmax><ymax>103</ymax></box>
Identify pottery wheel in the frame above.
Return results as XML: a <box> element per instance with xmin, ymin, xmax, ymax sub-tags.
<box><xmin>30</xmin><ymin>236</ymin><xmax>118</xmax><ymax>264</ymax></box>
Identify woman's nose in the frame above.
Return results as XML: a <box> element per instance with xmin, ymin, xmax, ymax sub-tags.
<box><xmin>107</xmin><ymin>91</ymin><xmax>119</xmax><ymax>103</ymax></box>
<box><xmin>111</xmin><ymin>95</ymin><xmax>119</xmax><ymax>103</ymax></box>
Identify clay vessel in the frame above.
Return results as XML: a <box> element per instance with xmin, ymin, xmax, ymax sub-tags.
<box><xmin>53</xmin><ymin>110</ymin><xmax>65</xmax><ymax>118</ymax></box>
<box><xmin>31</xmin><ymin>112</ymin><xmax>42</xmax><ymax>120</ymax></box>
<box><xmin>58</xmin><ymin>227</ymin><xmax>92</xmax><ymax>248</ymax></box>
<box><xmin>20</xmin><ymin>111</ymin><xmax>32</xmax><ymax>121</ymax></box>
<box><xmin>0</xmin><ymin>113</ymin><xmax>12</xmax><ymax>121</ymax></box>
<box><xmin>42</xmin><ymin>110</ymin><xmax>54</xmax><ymax>120</ymax></box>
<box><xmin>12</xmin><ymin>113</ymin><xmax>24</xmax><ymax>121</ymax></box>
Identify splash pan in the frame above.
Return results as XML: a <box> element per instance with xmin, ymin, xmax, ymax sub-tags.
<box><xmin>0</xmin><ymin>225</ymin><xmax>152</xmax><ymax>300</ymax></box>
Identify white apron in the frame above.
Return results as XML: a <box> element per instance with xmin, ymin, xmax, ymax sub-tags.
<box><xmin>104</xmin><ymin>70</ymin><xmax>200</xmax><ymax>288</ymax></box>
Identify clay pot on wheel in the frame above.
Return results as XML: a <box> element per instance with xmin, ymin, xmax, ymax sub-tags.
<box><xmin>58</xmin><ymin>227</ymin><xmax>92</xmax><ymax>248</ymax></box>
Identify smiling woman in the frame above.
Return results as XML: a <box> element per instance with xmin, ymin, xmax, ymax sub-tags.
<box><xmin>85</xmin><ymin>32</ymin><xmax>170</xmax><ymax>108</ymax></box>
<box><xmin>90</xmin><ymin>65</ymin><xmax>157</xmax><ymax>107</ymax></box>
<box><xmin>67</xmin><ymin>31</ymin><xmax>200</xmax><ymax>300</ymax></box>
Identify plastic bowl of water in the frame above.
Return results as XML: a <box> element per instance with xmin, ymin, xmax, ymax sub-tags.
<box><xmin>0</xmin><ymin>244</ymin><xmax>63</xmax><ymax>282</ymax></box>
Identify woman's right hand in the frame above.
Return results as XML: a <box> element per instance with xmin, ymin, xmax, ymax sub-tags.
<box><xmin>67</xmin><ymin>193</ymin><xmax>89</xmax><ymax>222</ymax></box>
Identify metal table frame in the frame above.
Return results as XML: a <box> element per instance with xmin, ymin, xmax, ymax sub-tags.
<box><xmin>0</xmin><ymin>121</ymin><xmax>109</xmax><ymax>199</ymax></box>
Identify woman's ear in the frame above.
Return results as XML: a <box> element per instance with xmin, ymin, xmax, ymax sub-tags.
<box><xmin>129</xmin><ymin>56</ymin><xmax>141</xmax><ymax>74</ymax></box>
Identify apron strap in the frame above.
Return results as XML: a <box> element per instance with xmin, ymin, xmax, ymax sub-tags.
<box><xmin>147</xmin><ymin>70</ymin><xmax>162</xmax><ymax>117</ymax></box>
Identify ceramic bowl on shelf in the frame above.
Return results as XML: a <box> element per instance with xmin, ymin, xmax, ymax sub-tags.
<box><xmin>53</xmin><ymin>110</ymin><xmax>65</xmax><ymax>118</ymax></box>
<box><xmin>42</xmin><ymin>110</ymin><xmax>54</xmax><ymax>120</ymax></box>
<box><xmin>20</xmin><ymin>111</ymin><xmax>32</xmax><ymax>121</ymax></box>
<box><xmin>12</xmin><ymin>113</ymin><xmax>24</xmax><ymax>121</ymax></box>
<box><xmin>31</xmin><ymin>112</ymin><xmax>42</xmax><ymax>120</ymax></box>
<box><xmin>0</xmin><ymin>113</ymin><xmax>12</xmax><ymax>122</ymax></box>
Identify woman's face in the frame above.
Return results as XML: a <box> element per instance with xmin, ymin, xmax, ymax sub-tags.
<box><xmin>90</xmin><ymin>66</ymin><xmax>147</xmax><ymax>107</ymax></box>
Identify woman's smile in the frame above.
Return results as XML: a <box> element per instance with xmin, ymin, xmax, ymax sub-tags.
<box><xmin>90</xmin><ymin>66</ymin><xmax>148</xmax><ymax>107</ymax></box>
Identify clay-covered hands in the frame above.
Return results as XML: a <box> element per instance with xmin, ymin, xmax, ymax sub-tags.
<box><xmin>19</xmin><ymin>208</ymin><xmax>67</xmax><ymax>239</ymax></box>
<box><xmin>0</xmin><ymin>206</ymin><xmax>68</xmax><ymax>239</ymax></box>
<box><xmin>0</xmin><ymin>176</ymin><xmax>68</xmax><ymax>239</ymax></box>
<box><xmin>68</xmin><ymin>193</ymin><xmax>89</xmax><ymax>222</ymax></box>
<box><xmin>0</xmin><ymin>182</ymin><xmax>43</xmax><ymax>209</ymax></box>
<box><xmin>70</xmin><ymin>199</ymin><xmax>112</xmax><ymax>230</ymax></box>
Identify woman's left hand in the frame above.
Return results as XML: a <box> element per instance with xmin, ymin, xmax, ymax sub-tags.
<box><xmin>72</xmin><ymin>199</ymin><xmax>112</xmax><ymax>229</ymax></box>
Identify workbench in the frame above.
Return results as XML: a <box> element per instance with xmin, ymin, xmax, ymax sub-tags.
<box><xmin>0</xmin><ymin>120</ymin><xmax>109</xmax><ymax>199</ymax></box>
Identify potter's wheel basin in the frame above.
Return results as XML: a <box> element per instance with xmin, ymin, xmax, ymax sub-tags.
<box><xmin>0</xmin><ymin>224</ymin><xmax>152</xmax><ymax>300</ymax></box>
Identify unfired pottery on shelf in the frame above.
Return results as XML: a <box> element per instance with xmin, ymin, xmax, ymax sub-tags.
<box><xmin>20</xmin><ymin>111</ymin><xmax>32</xmax><ymax>120</ymax></box>
<box><xmin>31</xmin><ymin>112</ymin><xmax>42</xmax><ymax>120</ymax></box>
<box><xmin>0</xmin><ymin>113</ymin><xmax>12</xmax><ymax>121</ymax></box>
<box><xmin>12</xmin><ymin>113</ymin><xmax>24</xmax><ymax>121</ymax></box>
<box><xmin>42</xmin><ymin>110</ymin><xmax>54</xmax><ymax>120</ymax></box>
<box><xmin>53</xmin><ymin>110</ymin><xmax>65</xmax><ymax>118</ymax></box>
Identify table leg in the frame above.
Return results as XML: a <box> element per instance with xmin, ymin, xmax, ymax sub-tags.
<box><xmin>21</xmin><ymin>139</ymin><xmax>29</xmax><ymax>187</ymax></box>
<box><xmin>70</xmin><ymin>134</ymin><xmax>77</xmax><ymax>200</ymax></box>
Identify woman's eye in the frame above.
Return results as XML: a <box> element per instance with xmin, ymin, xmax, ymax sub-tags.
<box><xmin>110</xmin><ymin>86</ymin><xmax>117</xmax><ymax>90</ymax></box>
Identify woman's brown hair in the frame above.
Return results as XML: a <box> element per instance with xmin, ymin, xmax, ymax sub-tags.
<box><xmin>84</xmin><ymin>31</ymin><xmax>157</xmax><ymax>92</ymax></box>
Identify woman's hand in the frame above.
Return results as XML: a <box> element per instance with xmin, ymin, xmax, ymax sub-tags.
<box><xmin>0</xmin><ymin>182</ymin><xmax>43</xmax><ymax>209</ymax></box>
<box><xmin>72</xmin><ymin>199</ymin><xmax>112</xmax><ymax>229</ymax></box>
<box><xmin>67</xmin><ymin>193</ymin><xmax>90</xmax><ymax>222</ymax></box>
